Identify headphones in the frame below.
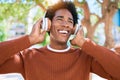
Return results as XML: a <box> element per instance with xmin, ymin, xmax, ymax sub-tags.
<box><xmin>41</xmin><ymin>12</ymin><xmax>51</xmax><ymax>31</ymax></box>
<box><xmin>41</xmin><ymin>13</ymin><xmax>81</xmax><ymax>40</ymax></box>
<box><xmin>69</xmin><ymin>21</ymin><xmax>81</xmax><ymax>40</ymax></box>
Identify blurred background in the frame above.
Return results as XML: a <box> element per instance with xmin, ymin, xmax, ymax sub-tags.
<box><xmin>0</xmin><ymin>0</ymin><xmax>120</xmax><ymax>80</ymax></box>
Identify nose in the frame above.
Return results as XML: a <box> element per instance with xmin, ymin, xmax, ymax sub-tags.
<box><xmin>62</xmin><ymin>21</ymin><xmax>69</xmax><ymax>28</ymax></box>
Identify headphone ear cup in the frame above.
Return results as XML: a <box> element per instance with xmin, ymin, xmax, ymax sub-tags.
<box><xmin>42</xmin><ymin>18</ymin><xmax>51</xmax><ymax>31</ymax></box>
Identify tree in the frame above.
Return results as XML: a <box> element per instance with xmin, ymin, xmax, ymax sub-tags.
<box><xmin>74</xmin><ymin>0</ymin><xmax>119</xmax><ymax>48</ymax></box>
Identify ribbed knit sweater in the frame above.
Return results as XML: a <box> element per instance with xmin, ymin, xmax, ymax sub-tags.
<box><xmin>0</xmin><ymin>35</ymin><xmax>120</xmax><ymax>80</ymax></box>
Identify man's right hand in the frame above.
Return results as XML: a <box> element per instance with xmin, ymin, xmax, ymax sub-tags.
<box><xmin>28</xmin><ymin>19</ymin><xmax>46</xmax><ymax>45</ymax></box>
<box><xmin>70</xmin><ymin>27</ymin><xmax>86</xmax><ymax>48</ymax></box>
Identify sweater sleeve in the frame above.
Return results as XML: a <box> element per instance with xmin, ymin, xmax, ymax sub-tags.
<box><xmin>82</xmin><ymin>39</ymin><xmax>120</xmax><ymax>80</ymax></box>
<box><xmin>0</xmin><ymin>52</ymin><xmax>25</xmax><ymax>78</ymax></box>
<box><xmin>0</xmin><ymin>35</ymin><xmax>31</xmax><ymax>65</ymax></box>
<box><xmin>91</xmin><ymin>58</ymin><xmax>117</xmax><ymax>80</ymax></box>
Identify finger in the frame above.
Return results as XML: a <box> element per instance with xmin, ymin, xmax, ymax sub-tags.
<box><xmin>34</xmin><ymin>18</ymin><xmax>42</xmax><ymax>29</ymax></box>
<box><xmin>77</xmin><ymin>27</ymin><xmax>84</xmax><ymax>36</ymax></box>
<box><xmin>33</xmin><ymin>19</ymin><xmax>42</xmax><ymax>32</ymax></box>
<box><xmin>70</xmin><ymin>39</ymin><xmax>76</xmax><ymax>46</ymax></box>
<box><xmin>80</xmin><ymin>27</ymin><xmax>84</xmax><ymax>35</ymax></box>
<box><xmin>36</xmin><ymin>18</ymin><xmax>42</xmax><ymax>25</ymax></box>
<box><xmin>41</xmin><ymin>30</ymin><xmax>46</xmax><ymax>36</ymax></box>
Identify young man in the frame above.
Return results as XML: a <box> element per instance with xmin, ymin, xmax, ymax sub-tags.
<box><xmin>0</xmin><ymin>1</ymin><xmax>120</xmax><ymax>80</ymax></box>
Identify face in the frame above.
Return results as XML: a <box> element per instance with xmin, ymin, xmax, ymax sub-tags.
<box><xmin>50</xmin><ymin>9</ymin><xmax>74</xmax><ymax>44</ymax></box>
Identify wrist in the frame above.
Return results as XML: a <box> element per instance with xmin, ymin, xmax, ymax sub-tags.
<box><xmin>28</xmin><ymin>35</ymin><xmax>36</xmax><ymax>45</ymax></box>
<box><xmin>77</xmin><ymin>38</ymin><xmax>86</xmax><ymax>48</ymax></box>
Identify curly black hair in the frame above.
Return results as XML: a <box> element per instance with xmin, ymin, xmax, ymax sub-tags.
<box><xmin>45</xmin><ymin>1</ymin><xmax>78</xmax><ymax>26</ymax></box>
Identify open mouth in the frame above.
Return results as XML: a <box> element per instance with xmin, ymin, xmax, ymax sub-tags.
<box><xmin>58</xmin><ymin>30</ymin><xmax>69</xmax><ymax>34</ymax></box>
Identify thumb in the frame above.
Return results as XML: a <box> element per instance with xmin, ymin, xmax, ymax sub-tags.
<box><xmin>70</xmin><ymin>39</ymin><xmax>76</xmax><ymax>46</ymax></box>
<box><xmin>41</xmin><ymin>31</ymin><xmax>46</xmax><ymax>36</ymax></box>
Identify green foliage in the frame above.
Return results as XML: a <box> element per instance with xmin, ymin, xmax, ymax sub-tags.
<box><xmin>0</xmin><ymin>30</ymin><xmax>5</xmax><ymax>41</ymax></box>
<box><xmin>41</xmin><ymin>33</ymin><xmax>50</xmax><ymax>46</ymax></box>
<box><xmin>33</xmin><ymin>7</ymin><xmax>44</xmax><ymax>21</ymax></box>
<box><xmin>0</xmin><ymin>2</ymin><xmax>33</xmax><ymax>41</ymax></box>
<box><xmin>0</xmin><ymin>3</ymin><xmax>32</xmax><ymax>23</ymax></box>
<box><xmin>0</xmin><ymin>1</ymin><xmax>50</xmax><ymax>46</ymax></box>
<box><xmin>118</xmin><ymin>2</ymin><xmax>120</xmax><ymax>8</ymax></box>
<box><xmin>35</xmin><ymin>0</ymin><xmax>48</xmax><ymax>8</ymax></box>
<box><xmin>35</xmin><ymin>0</ymin><xmax>44</xmax><ymax>3</ymax></box>
<box><xmin>0</xmin><ymin>25</ymin><xmax>7</xmax><ymax>42</ymax></box>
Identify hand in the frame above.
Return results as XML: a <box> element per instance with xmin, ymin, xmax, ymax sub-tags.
<box><xmin>70</xmin><ymin>27</ymin><xmax>86</xmax><ymax>48</ymax></box>
<box><xmin>28</xmin><ymin>19</ymin><xmax>46</xmax><ymax>45</ymax></box>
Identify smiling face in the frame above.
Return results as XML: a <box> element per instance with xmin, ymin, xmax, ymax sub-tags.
<box><xmin>50</xmin><ymin>9</ymin><xmax>74</xmax><ymax>46</ymax></box>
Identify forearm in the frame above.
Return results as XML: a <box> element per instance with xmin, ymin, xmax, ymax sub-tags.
<box><xmin>0</xmin><ymin>35</ymin><xmax>31</xmax><ymax>65</ymax></box>
<box><xmin>0</xmin><ymin>53</ymin><xmax>25</xmax><ymax>78</ymax></box>
<box><xmin>81</xmin><ymin>39</ymin><xmax>120</xmax><ymax>79</ymax></box>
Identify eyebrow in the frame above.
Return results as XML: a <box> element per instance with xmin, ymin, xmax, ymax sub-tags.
<box><xmin>55</xmin><ymin>16</ymin><xmax>63</xmax><ymax>19</ymax></box>
<box><xmin>56</xmin><ymin>16</ymin><xmax>73</xmax><ymax>21</ymax></box>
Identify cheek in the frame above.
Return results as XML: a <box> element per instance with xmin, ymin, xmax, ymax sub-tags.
<box><xmin>50</xmin><ymin>24</ymin><xmax>58</xmax><ymax>35</ymax></box>
<box><xmin>50</xmin><ymin>21</ymin><xmax>60</xmax><ymax>31</ymax></box>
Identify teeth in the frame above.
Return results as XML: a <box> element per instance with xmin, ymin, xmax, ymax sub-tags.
<box><xmin>59</xmin><ymin>30</ymin><xmax>68</xmax><ymax>34</ymax></box>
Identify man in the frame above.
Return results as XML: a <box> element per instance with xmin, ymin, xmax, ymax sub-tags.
<box><xmin>0</xmin><ymin>1</ymin><xmax>120</xmax><ymax>80</ymax></box>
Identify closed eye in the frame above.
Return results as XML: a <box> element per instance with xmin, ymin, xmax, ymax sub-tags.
<box><xmin>68</xmin><ymin>18</ymin><xmax>73</xmax><ymax>24</ymax></box>
<box><xmin>68</xmin><ymin>20</ymin><xmax>73</xmax><ymax>24</ymax></box>
<box><xmin>56</xmin><ymin>16</ymin><xmax>63</xmax><ymax>20</ymax></box>
<box><xmin>56</xmin><ymin>18</ymin><xmax>63</xmax><ymax>21</ymax></box>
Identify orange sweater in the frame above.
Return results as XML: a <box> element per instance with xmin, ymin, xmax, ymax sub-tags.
<box><xmin>0</xmin><ymin>35</ymin><xmax>120</xmax><ymax>80</ymax></box>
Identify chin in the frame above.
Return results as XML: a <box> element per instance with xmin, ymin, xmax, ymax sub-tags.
<box><xmin>58</xmin><ymin>39</ymin><xmax>68</xmax><ymax>44</ymax></box>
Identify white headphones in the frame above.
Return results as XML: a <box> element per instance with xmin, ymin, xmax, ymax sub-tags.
<box><xmin>42</xmin><ymin>12</ymin><xmax>81</xmax><ymax>37</ymax></box>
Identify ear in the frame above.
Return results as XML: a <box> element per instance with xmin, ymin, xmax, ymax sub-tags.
<box><xmin>47</xmin><ymin>18</ymin><xmax>51</xmax><ymax>31</ymax></box>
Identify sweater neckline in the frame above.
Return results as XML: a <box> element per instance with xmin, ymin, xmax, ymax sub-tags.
<box><xmin>47</xmin><ymin>45</ymin><xmax>70</xmax><ymax>53</ymax></box>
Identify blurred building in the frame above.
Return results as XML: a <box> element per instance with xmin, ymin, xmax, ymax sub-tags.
<box><xmin>8</xmin><ymin>24</ymin><xmax>26</xmax><ymax>40</ymax></box>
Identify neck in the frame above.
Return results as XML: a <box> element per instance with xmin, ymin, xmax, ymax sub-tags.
<box><xmin>50</xmin><ymin>41</ymin><xmax>68</xmax><ymax>50</ymax></box>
